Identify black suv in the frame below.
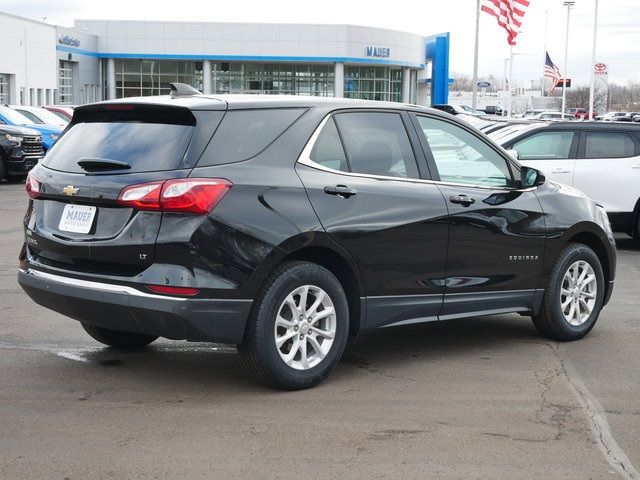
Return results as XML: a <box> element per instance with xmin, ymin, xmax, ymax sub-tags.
<box><xmin>0</xmin><ymin>124</ymin><xmax>44</xmax><ymax>180</ymax></box>
<box><xmin>18</xmin><ymin>85</ymin><xmax>616</xmax><ymax>389</ymax></box>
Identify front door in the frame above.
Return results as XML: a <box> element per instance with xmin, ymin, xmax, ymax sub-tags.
<box><xmin>296</xmin><ymin>111</ymin><xmax>449</xmax><ymax>328</ymax></box>
<box><xmin>508</xmin><ymin>129</ymin><xmax>579</xmax><ymax>187</ymax></box>
<box><xmin>412</xmin><ymin>114</ymin><xmax>547</xmax><ymax>319</ymax></box>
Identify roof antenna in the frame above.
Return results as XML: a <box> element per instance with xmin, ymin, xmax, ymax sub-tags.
<box><xmin>169</xmin><ymin>83</ymin><xmax>203</xmax><ymax>98</ymax></box>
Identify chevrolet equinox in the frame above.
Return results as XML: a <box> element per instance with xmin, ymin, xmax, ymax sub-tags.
<box><xmin>18</xmin><ymin>84</ymin><xmax>617</xmax><ymax>389</ymax></box>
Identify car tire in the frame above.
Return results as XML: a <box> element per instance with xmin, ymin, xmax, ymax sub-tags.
<box><xmin>0</xmin><ymin>152</ymin><xmax>7</xmax><ymax>182</ymax></box>
<box><xmin>238</xmin><ymin>261</ymin><xmax>349</xmax><ymax>390</ymax></box>
<box><xmin>81</xmin><ymin>323</ymin><xmax>158</xmax><ymax>348</ymax></box>
<box><xmin>532</xmin><ymin>243</ymin><xmax>605</xmax><ymax>341</ymax></box>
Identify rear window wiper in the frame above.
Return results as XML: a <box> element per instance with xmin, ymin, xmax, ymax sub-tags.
<box><xmin>77</xmin><ymin>158</ymin><xmax>131</xmax><ymax>172</ymax></box>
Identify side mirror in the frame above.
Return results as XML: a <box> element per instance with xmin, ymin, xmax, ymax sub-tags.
<box><xmin>506</xmin><ymin>149</ymin><xmax>519</xmax><ymax>160</ymax></box>
<box><xmin>520</xmin><ymin>166</ymin><xmax>545</xmax><ymax>188</ymax></box>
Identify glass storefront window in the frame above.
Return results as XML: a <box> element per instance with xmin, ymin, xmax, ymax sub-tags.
<box><xmin>112</xmin><ymin>60</ymin><xmax>404</xmax><ymax>102</ymax></box>
<box><xmin>344</xmin><ymin>66</ymin><xmax>403</xmax><ymax>102</ymax></box>
<box><xmin>210</xmin><ymin>62</ymin><xmax>334</xmax><ymax>97</ymax></box>
<box><xmin>0</xmin><ymin>74</ymin><xmax>9</xmax><ymax>104</ymax></box>
<box><xmin>113</xmin><ymin>59</ymin><xmax>202</xmax><ymax>98</ymax></box>
<box><xmin>58</xmin><ymin>61</ymin><xmax>74</xmax><ymax>105</ymax></box>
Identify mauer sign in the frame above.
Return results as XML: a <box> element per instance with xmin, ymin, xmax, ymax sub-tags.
<box><xmin>365</xmin><ymin>46</ymin><xmax>390</xmax><ymax>58</ymax></box>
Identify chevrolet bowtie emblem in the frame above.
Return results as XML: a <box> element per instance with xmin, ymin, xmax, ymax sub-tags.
<box><xmin>62</xmin><ymin>185</ymin><xmax>79</xmax><ymax>196</ymax></box>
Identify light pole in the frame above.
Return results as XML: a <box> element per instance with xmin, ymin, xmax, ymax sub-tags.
<box><xmin>504</xmin><ymin>52</ymin><xmax>522</xmax><ymax>117</ymax></box>
<box><xmin>588</xmin><ymin>0</ymin><xmax>600</xmax><ymax>118</ymax></box>
<box><xmin>561</xmin><ymin>1</ymin><xmax>575</xmax><ymax>115</ymax></box>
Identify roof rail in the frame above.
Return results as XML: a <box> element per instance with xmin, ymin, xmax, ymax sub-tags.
<box><xmin>169</xmin><ymin>83</ymin><xmax>203</xmax><ymax>98</ymax></box>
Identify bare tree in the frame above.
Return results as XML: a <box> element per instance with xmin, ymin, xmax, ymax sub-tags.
<box><xmin>450</xmin><ymin>72</ymin><xmax>472</xmax><ymax>92</ymax></box>
<box><xmin>563</xmin><ymin>85</ymin><xmax>607</xmax><ymax>112</ymax></box>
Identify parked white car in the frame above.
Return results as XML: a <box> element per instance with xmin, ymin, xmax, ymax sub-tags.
<box><xmin>493</xmin><ymin>122</ymin><xmax>640</xmax><ymax>237</ymax></box>
<box><xmin>9</xmin><ymin>105</ymin><xmax>69</xmax><ymax>127</ymax></box>
<box><xmin>532</xmin><ymin>112</ymin><xmax>575</xmax><ymax>121</ymax></box>
<box><xmin>601</xmin><ymin>112</ymin><xmax>628</xmax><ymax>122</ymax></box>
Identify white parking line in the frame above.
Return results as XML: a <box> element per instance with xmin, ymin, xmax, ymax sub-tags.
<box><xmin>559</xmin><ymin>352</ymin><xmax>640</xmax><ymax>480</ymax></box>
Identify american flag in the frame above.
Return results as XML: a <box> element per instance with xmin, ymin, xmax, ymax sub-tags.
<box><xmin>545</xmin><ymin>51</ymin><xmax>562</xmax><ymax>93</ymax></box>
<box><xmin>481</xmin><ymin>0</ymin><xmax>531</xmax><ymax>46</ymax></box>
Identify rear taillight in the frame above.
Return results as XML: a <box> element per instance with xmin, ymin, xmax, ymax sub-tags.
<box><xmin>25</xmin><ymin>172</ymin><xmax>41</xmax><ymax>199</ymax></box>
<box><xmin>117</xmin><ymin>178</ymin><xmax>231</xmax><ymax>215</ymax></box>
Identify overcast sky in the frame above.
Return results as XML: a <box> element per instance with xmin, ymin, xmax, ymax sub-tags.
<box><xmin>4</xmin><ymin>0</ymin><xmax>640</xmax><ymax>86</ymax></box>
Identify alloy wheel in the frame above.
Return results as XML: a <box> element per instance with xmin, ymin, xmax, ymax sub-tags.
<box><xmin>274</xmin><ymin>285</ymin><xmax>337</xmax><ymax>370</ymax></box>
<box><xmin>560</xmin><ymin>260</ymin><xmax>598</xmax><ymax>326</ymax></box>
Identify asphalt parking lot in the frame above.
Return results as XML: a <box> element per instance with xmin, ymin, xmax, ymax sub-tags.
<box><xmin>0</xmin><ymin>180</ymin><xmax>639</xmax><ymax>480</ymax></box>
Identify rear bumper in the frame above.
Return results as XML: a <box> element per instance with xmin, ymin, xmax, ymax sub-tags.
<box><xmin>18</xmin><ymin>268</ymin><xmax>252</xmax><ymax>344</ymax></box>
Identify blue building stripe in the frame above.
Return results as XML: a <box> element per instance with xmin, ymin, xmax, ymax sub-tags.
<box><xmin>56</xmin><ymin>45</ymin><xmax>425</xmax><ymax>69</ymax></box>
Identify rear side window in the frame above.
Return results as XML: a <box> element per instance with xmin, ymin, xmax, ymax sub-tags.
<box><xmin>333</xmin><ymin>112</ymin><xmax>419</xmax><ymax>179</ymax></box>
<box><xmin>198</xmin><ymin>108</ymin><xmax>306</xmax><ymax>166</ymax></box>
<box><xmin>310</xmin><ymin>118</ymin><xmax>348</xmax><ymax>172</ymax></box>
<box><xmin>44</xmin><ymin>122</ymin><xmax>195</xmax><ymax>173</ymax></box>
<box><xmin>513</xmin><ymin>131</ymin><xmax>575</xmax><ymax>160</ymax></box>
<box><xmin>584</xmin><ymin>132</ymin><xmax>636</xmax><ymax>159</ymax></box>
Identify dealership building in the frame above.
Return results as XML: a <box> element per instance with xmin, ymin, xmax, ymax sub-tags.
<box><xmin>0</xmin><ymin>11</ymin><xmax>451</xmax><ymax>108</ymax></box>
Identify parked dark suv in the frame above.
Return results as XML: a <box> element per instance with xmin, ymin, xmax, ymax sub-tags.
<box><xmin>0</xmin><ymin>124</ymin><xmax>44</xmax><ymax>180</ymax></box>
<box><xmin>18</xmin><ymin>85</ymin><xmax>616</xmax><ymax>389</ymax></box>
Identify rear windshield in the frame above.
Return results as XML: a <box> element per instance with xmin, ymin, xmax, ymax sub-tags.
<box><xmin>43</xmin><ymin>122</ymin><xmax>194</xmax><ymax>173</ymax></box>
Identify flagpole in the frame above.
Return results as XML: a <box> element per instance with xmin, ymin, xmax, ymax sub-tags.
<box><xmin>561</xmin><ymin>1</ymin><xmax>574</xmax><ymax>116</ymax></box>
<box><xmin>471</xmin><ymin>0</ymin><xmax>481</xmax><ymax>112</ymax></box>
<box><xmin>541</xmin><ymin>9</ymin><xmax>548</xmax><ymax>97</ymax></box>
<box><xmin>508</xmin><ymin>45</ymin><xmax>513</xmax><ymax>117</ymax></box>
<box><xmin>588</xmin><ymin>0</ymin><xmax>599</xmax><ymax>119</ymax></box>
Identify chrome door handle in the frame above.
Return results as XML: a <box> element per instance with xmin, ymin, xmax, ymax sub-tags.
<box><xmin>551</xmin><ymin>169</ymin><xmax>571</xmax><ymax>173</ymax></box>
<box><xmin>323</xmin><ymin>185</ymin><xmax>358</xmax><ymax>198</ymax></box>
<box><xmin>449</xmin><ymin>194</ymin><xmax>476</xmax><ymax>207</ymax></box>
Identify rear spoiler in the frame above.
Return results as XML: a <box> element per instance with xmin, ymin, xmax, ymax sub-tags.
<box><xmin>73</xmin><ymin>103</ymin><xmax>197</xmax><ymax>126</ymax></box>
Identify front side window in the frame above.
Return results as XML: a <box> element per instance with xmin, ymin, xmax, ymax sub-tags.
<box><xmin>584</xmin><ymin>132</ymin><xmax>636</xmax><ymax>159</ymax></box>
<box><xmin>513</xmin><ymin>131</ymin><xmax>575</xmax><ymax>160</ymax></box>
<box><xmin>333</xmin><ymin>112</ymin><xmax>419</xmax><ymax>179</ymax></box>
<box><xmin>415</xmin><ymin>115</ymin><xmax>513</xmax><ymax>187</ymax></box>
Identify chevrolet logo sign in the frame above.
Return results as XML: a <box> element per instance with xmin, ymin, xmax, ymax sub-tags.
<box><xmin>62</xmin><ymin>185</ymin><xmax>79</xmax><ymax>196</ymax></box>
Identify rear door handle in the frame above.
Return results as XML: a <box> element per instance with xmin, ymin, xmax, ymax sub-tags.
<box><xmin>551</xmin><ymin>168</ymin><xmax>571</xmax><ymax>174</ymax></box>
<box><xmin>324</xmin><ymin>185</ymin><xmax>358</xmax><ymax>198</ymax></box>
<box><xmin>449</xmin><ymin>194</ymin><xmax>476</xmax><ymax>206</ymax></box>
<box><xmin>632</xmin><ymin>164</ymin><xmax>640</xmax><ymax>169</ymax></box>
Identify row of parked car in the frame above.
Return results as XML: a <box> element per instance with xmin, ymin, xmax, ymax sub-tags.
<box><xmin>458</xmin><ymin>112</ymin><xmax>640</xmax><ymax>237</ymax></box>
<box><xmin>435</xmin><ymin>103</ymin><xmax>640</xmax><ymax>123</ymax></box>
<box><xmin>0</xmin><ymin>105</ymin><xmax>73</xmax><ymax>180</ymax></box>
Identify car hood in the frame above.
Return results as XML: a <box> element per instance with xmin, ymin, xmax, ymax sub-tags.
<box><xmin>20</xmin><ymin>124</ymin><xmax>63</xmax><ymax>136</ymax></box>
<box><xmin>0</xmin><ymin>124</ymin><xmax>41</xmax><ymax>136</ymax></box>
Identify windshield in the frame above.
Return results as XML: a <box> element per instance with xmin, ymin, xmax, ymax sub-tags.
<box><xmin>492</xmin><ymin>124</ymin><xmax>545</xmax><ymax>145</ymax></box>
<box><xmin>0</xmin><ymin>107</ymin><xmax>33</xmax><ymax>125</ymax></box>
<box><xmin>44</xmin><ymin>122</ymin><xmax>195</xmax><ymax>173</ymax></box>
<box><xmin>28</xmin><ymin>108</ymin><xmax>69</xmax><ymax>126</ymax></box>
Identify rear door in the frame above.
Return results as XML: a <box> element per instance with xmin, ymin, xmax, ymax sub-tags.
<box><xmin>507</xmin><ymin>129</ymin><xmax>579</xmax><ymax>186</ymax></box>
<box><xmin>573</xmin><ymin>129</ymin><xmax>640</xmax><ymax>214</ymax></box>
<box><xmin>296</xmin><ymin>110</ymin><xmax>449</xmax><ymax>328</ymax></box>
<box><xmin>26</xmin><ymin>102</ymin><xmax>224</xmax><ymax>275</ymax></box>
